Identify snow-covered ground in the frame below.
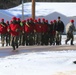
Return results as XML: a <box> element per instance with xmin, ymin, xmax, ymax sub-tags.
<box><xmin>0</xmin><ymin>51</ymin><xmax>76</xmax><ymax>75</ymax></box>
<box><xmin>7</xmin><ymin>2</ymin><xmax>76</xmax><ymax>17</ymax></box>
<box><xmin>0</xmin><ymin>35</ymin><xmax>76</xmax><ymax>75</ymax></box>
<box><xmin>5</xmin><ymin>2</ymin><xmax>76</xmax><ymax>31</ymax></box>
<box><xmin>0</xmin><ymin>2</ymin><xmax>76</xmax><ymax>30</ymax></box>
<box><xmin>0</xmin><ymin>2</ymin><xmax>76</xmax><ymax>24</ymax></box>
<box><xmin>0</xmin><ymin>2</ymin><xmax>76</xmax><ymax>75</ymax></box>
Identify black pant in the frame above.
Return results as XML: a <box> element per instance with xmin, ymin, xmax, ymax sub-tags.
<box><xmin>11</xmin><ymin>35</ymin><xmax>19</xmax><ymax>50</ymax></box>
<box><xmin>66</xmin><ymin>32</ymin><xmax>74</xmax><ymax>45</ymax></box>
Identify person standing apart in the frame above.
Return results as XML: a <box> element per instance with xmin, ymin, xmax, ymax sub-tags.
<box><xmin>65</xmin><ymin>20</ymin><xmax>76</xmax><ymax>45</ymax></box>
<box><xmin>55</xmin><ymin>16</ymin><xmax>64</xmax><ymax>45</ymax></box>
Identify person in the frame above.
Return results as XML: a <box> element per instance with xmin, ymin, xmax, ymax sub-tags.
<box><xmin>35</xmin><ymin>18</ymin><xmax>42</xmax><ymax>45</ymax></box>
<box><xmin>55</xmin><ymin>16</ymin><xmax>64</xmax><ymax>45</ymax></box>
<box><xmin>44</xmin><ymin>20</ymin><xmax>49</xmax><ymax>45</ymax></box>
<box><xmin>52</xmin><ymin>20</ymin><xmax>57</xmax><ymax>45</ymax></box>
<box><xmin>21</xmin><ymin>20</ymin><xmax>26</xmax><ymax>46</ymax></box>
<box><xmin>65</xmin><ymin>20</ymin><xmax>76</xmax><ymax>45</ymax></box>
<box><xmin>16</xmin><ymin>18</ymin><xmax>22</xmax><ymax>46</ymax></box>
<box><xmin>6</xmin><ymin>21</ymin><xmax>11</xmax><ymax>46</ymax></box>
<box><xmin>7</xmin><ymin>17</ymin><xmax>21</xmax><ymax>51</ymax></box>
<box><xmin>0</xmin><ymin>19</ymin><xmax>7</xmax><ymax>47</ymax></box>
<box><xmin>48</xmin><ymin>20</ymin><xmax>57</xmax><ymax>45</ymax></box>
<box><xmin>41</xmin><ymin>18</ymin><xmax>46</xmax><ymax>45</ymax></box>
<box><xmin>48</xmin><ymin>20</ymin><xmax>54</xmax><ymax>45</ymax></box>
<box><xmin>24</xmin><ymin>18</ymin><xmax>31</xmax><ymax>46</ymax></box>
<box><xmin>33</xmin><ymin>19</ymin><xmax>37</xmax><ymax>45</ymax></box>
<box><xmin>29</xmin><ymin>18</ymin><xmax>35</xmax><ymax>45</ymax></box>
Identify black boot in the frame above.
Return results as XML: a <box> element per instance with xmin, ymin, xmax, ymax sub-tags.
<box><xmin>12</xmin><ymin>44</ymin><xmax>15</xmax><ymax>50</ymax></box>
<box><xmin>65</xmin><ymin>40</ymin><xmax>67</xmax><ymax>44</ymax></box>
<box><xmin>13</xmin><ymin>46</ymin><xmax>15</xmax><ymax>50</ymax></box>
<box><xmin>71</xmin><ymin>41</ymin><xmax>74</xmax><ymax>45</ymax></box>
<box><xmin>56</xmin><ymin>41</ymin><xmax>59</xmax><ymax>45</ymax></box>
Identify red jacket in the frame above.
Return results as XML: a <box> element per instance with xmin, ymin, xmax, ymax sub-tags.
<box><xmin>24</xmin><ymin>22</ymin><xmax>34</xmax><ymax>33</ymax></box>
<box><xmin>42</xmin><ymin>24</ymin><xmax>48</xmax><ymax>33</ymax></box>
<box><xmin>8</xmin><ymin>23</ymin><xmax>21</xmax><ymax>36</ymax></box>
<box><xmin>35</xmin><ymin>23</ymin><xmax>42</xmax><ymax>33</ymax></box>
<box><xmin>24</xmin><ymin>24</ymin><xmax>31</xmax><ymax>33</ymax></box>
<box><xmin>29</xmin><ymin>23</ymin><xmax>34</xmax><ymax>33</ymax></box>
<box><xmin>0</xmin><ymin>23</ymin><xmax>7</xmax><ymax>34</ymax></box>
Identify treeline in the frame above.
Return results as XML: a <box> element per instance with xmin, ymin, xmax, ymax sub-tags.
<box><xmin>26</xmin><ymin>0</ymin><xmax>75</xmax><ymax>2</ymax></box>
<box><xmin>0</xmin><ymin>0</ymin><xmax>75</xmax><ymax>9</ymax></box>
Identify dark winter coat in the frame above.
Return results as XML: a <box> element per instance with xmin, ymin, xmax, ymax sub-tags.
<box><xmin>56</xmin><ymin>20</ymin><xmax>64</xmax><ymax>32</ymax></box>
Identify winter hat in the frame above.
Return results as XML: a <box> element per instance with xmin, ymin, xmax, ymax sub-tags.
<box><xmin>53</xmin><ymin>20</ymin><xmax>56</xmax><ymax>23</ymax></box>
<box><xmin>38</xmin><ymin>18</ymin><xmax>41</xmax><ymax>21</ymax></box>
<box><xmin>70</xmin><ymin>19</ymin><xmax>74</xmax><ymax>23</ymax></box>
<box><xmin>12</xmin><ymin>16</ymin><xmax>16</xmax><ymax>20</ymax></box>
<box><xmin>30</xmin><ymin>18</ymin><xmax>33</xmax><ymax>21</ymax></box>
<box><xmin>24</xmin><ymin>20</ymin><xmax>26</xmax><ymax>23</ymax></box>
<box><xmin>45</xmin><ymin>20</ymin><xmax>48</xmax><ymax>23</ymax></box>
<box><xmin>1</xmin><ymin>18</ymin><xmax>4</xmax><ymax>21</ymax></box>
<box><xmin>50</xmin><ymin>21</ymin><xmax>53</xmax><ymax>23</ymax></box>
<box><xmin>26</xmin><ymin>18</ymin><xmax>29</xmax><ymax>21</ymax></box>
<box><xmin>6</xmin><ymin>21</ymin><xmax>9</xmax><ymax>24</ymax></box>
<box><xmin>42</xmin><ymin>18</ymin><xmax>45</xmax><ymax>21</ymax></box>
<box><xmin>22</xmin><ymin>20</ymin><xmax>25</xmax><ymax>23</ymax></box>
<box><xmin>34</xmin><ymin>19</ymin><xmax>37</xmax><ymax>23</ymax></box>
<box><xmin>17</xmin><ymin>18</ymin><xmax>20</xmax><ymax>21</ymax></box>
<box><xmin>10</xmin><ymin>20</ymin><xmax>12</xmax><ymax>23</ymax></box>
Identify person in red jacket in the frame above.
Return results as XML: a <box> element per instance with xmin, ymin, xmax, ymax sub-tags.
<box><xmin>24</xmin><ymin>18</ymin><xmax>31</xmax><ymax>46</ymax></box>
<box><xmin>44</xmin><ymin>20</ymin><xmax>49</xmax><ymax>45</ymax></box>
<box><xmin>7</xmin><ymin>17</ymin><xmax>21</xmax><ymax>51</ymax></box>
<box><xmin>16</xmin><ymin>18</ymin><xmax>22</xmax><ymax>46</ymax></box>
<box><xmin>29</xmin><ymin>18</ymin><xmax>35</xmax><ymax>45</ymax></box>
<box><xmin>35</xmin><ymin>18</ymin><xmax>42</xmax><ymax>45</ymax></box>
<box><xmin>0</xmin><ymin>18</ymin><xmax>7</xmax><ymax>47</ymax></box>
<box><xmin>34</xmin><ymin>19</ymin><xmax>38</xmax><ymax>45</ymax></box>
<box><xmin>53</xmin><ymin>20</ymin><xmax>57</xmax><ymax>45</ymax></box>
<box><xmin>41</xmin><ymin>18</ymin><xmax>47</xmax><ymax>45</ymax></box>
<box><xmin>21</xmin><ymin>20</ymin><xmax>26</xmax><ymax>46</ymax></box>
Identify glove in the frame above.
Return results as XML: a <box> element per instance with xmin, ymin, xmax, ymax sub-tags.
<box><xmin>16</xmin><ymin>29</ymin><xmax>18</xmax><ymax>32</ymax></box>
<box><xmin>7</xmin><ymin>29</ymin><xmax>10</xmax><ymax>32</ymax></box>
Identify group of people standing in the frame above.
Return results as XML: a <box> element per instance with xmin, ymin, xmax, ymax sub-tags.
<box><xmin>0</xmin><ymin>16</ymin><xmax>75</xmax><ymax>51</ymax></box>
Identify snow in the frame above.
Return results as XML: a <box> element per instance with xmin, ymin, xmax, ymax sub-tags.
<box><xmin>1</xmin><ymin>2</ymin><xmax>75</xmax><ymax>28</ymax></box>
<box><xmin>6</xmin><ymin>2</ymin><xmax>76</xmax><ymax>17</ymax></box>
<box><xmin>0</xmin><ymin>35</ymin><xmax>76</xmax><ymax>75</ymax></box>
<box><xmin>0</xmin><ymin>2</ymin><xmax>76</xmax><ymax>75</ymax></box>
<box><xmin>0</xmin><ymin>2</ymin><xmax>76</xmax><ymax>26</ymax></box>
<box><xmin>0</xmin><ymin>10</ymin><xmax>14</xmax><ymax>22</ymax></box>
<box><xmin>0</xmin><ymin>50</ymin><xmax>76</xmax><ymax>75</ymax></box>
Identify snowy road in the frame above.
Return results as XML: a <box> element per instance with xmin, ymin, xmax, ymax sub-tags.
<box><xmin>0</xmin><ymin>35</ymin><xmax>76</xmax><ymax>57</ymax></box>
<box><xmin>0</xmin><ymin>45</ymin><xmax>76</xmax><ymax>57</ymax></box>
<box><xmin>0</xmin><ymin>35</ymin><xmax>76</xmax><ymax>75</ymax></box>
<box><xmin>0</xmin><ymin>49</ymin><xmax>76</xmax><ymax>75</ymax></box>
